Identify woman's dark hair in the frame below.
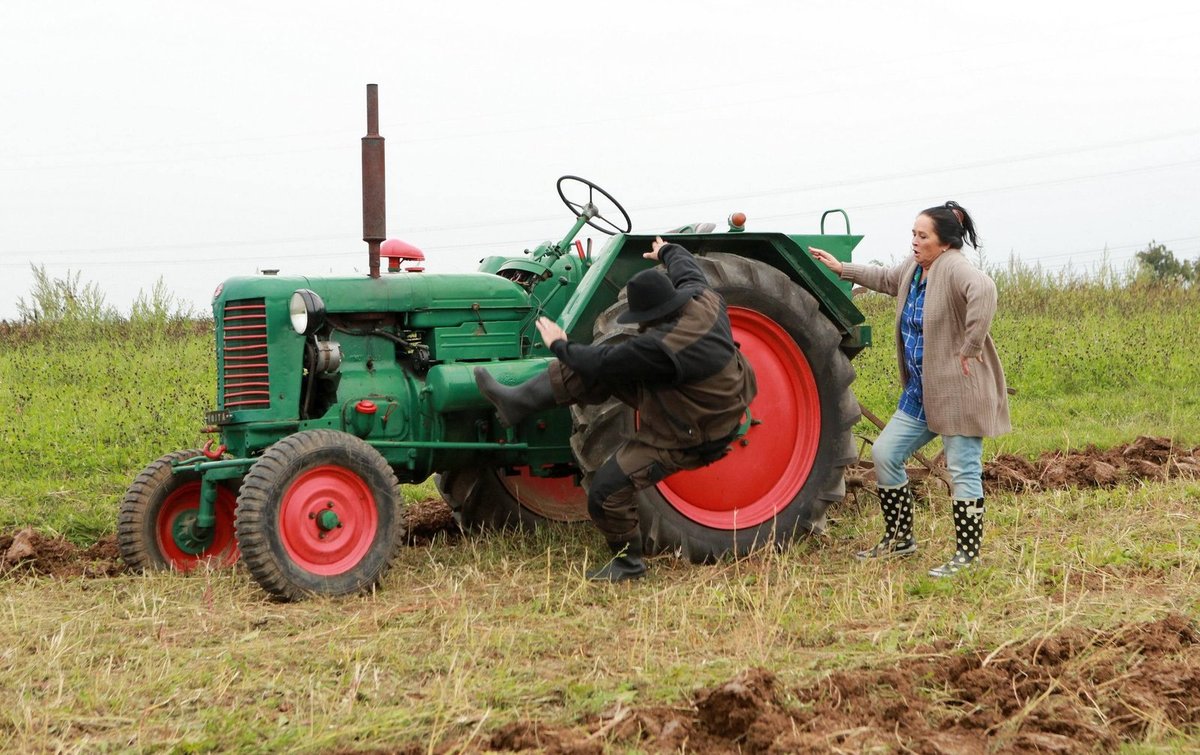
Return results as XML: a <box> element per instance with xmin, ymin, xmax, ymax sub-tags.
<box><xmin>920</xmin><ymin>200</ymin><xmax>981</xmax><ymax>250</ymax></box>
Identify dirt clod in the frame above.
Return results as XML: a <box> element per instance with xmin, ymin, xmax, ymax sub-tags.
<box><xmin>3</xmin><ymin>527</ymin><xmax>36</xmax><ymax>565</ymax></box>
<box><xmin>488</xmin><ymin>720</ymin><xmax>601</xmax><ymax>754</ymax></box>
<box><xmin>404</xmin><ymin>496</ymin><xmax>458</xmax><ymax>545</ymax></box>
<box><xmin>694</xmin><ymin>668</ymin><xmax>778</xmax><ymax>739</ymax></box>
<box><xmin>0</xmin><ymin>530</ymin><xmax>124</xmax><ymax>577</ymax></box>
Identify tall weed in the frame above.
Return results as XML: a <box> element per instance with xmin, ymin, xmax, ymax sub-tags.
<box><xmin>15</xmin><ymin>264</ymin><xmax>117</xmax><ymax>325</ymax></box>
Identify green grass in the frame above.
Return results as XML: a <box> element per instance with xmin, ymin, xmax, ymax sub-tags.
<box><xmin>2</xmin><ymin>275</ymin><xmax>1200</xmax><ymax>751</ymax></box>
<box><xmin>0</xmin><ymin>321</ymin><xmax>214</xmax><ymax>541</ymax></box>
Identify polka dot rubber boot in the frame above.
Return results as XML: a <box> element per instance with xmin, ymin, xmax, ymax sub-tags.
<box><xmin>929</xmin><ymin>498</ymin><xmax>985</xmax><ymax>577</ymax></box>
<box><xmin>856</xmin><ymin>485</ymin><xmax>917</xmax><ymax>560</ymax></box>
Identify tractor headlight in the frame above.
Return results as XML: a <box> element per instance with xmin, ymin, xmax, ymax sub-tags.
<box><xmin>290</xmin><ymin>289</ymin><xmax>326</xmax><ymax>335</ymax></box>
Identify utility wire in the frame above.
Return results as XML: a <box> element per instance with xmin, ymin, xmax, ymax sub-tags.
<box><xmin>8</xmin><ymin>136</ymin><xmax>1199</xmax><ymax>261</ymax></box>
<box><xmin>749</xmin><ymin>156</ymin><xmax>1200</xmax><ymax>225</ymax></box>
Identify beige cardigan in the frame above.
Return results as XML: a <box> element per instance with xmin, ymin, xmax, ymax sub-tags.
<box><xmin>841</xmin><ymin>251</ymin><xmax>1011</xmax><ymax>437</ymax></box>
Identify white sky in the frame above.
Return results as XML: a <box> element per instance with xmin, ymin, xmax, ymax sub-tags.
<box><xmin>2</xmin><ymin>1</ymin><xmax>1198</xmax><ymax>320</ymax></box>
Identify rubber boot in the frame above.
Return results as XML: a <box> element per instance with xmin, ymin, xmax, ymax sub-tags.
<box><xmin>856</xmin><ymin>485</ymin><xmax>917</xmax><ymax>560</ymax></box>
<box><xmin>587</xmin><ymin>537</ymin><xmax>647</xmax><ymax>583</ymax></box>
<box><xmin>929</xmin><ymin>498</ymin><xmax>985</xmax><ymax>577</ymax></box>
<box><xmin>474</xmin><ymin>368</ymin><xmax>557</xmax><ymax>428</ymax></box>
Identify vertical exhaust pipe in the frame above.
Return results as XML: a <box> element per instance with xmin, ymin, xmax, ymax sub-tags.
<box><xmin>362</xmin><ymin>84</ymin><xmax>386</xmax><ymax>279</ymax></box>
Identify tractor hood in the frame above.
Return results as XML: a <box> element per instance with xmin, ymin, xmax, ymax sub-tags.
<box><xmin>212</xmin><ymin>272</ymin><xmax>531</xmax><ymax>316</ymax></box>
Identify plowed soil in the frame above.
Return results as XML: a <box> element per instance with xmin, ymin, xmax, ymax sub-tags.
<box><xmin>465</xmin><ymin>614</ymin><xmax>1200</xmax><ymax>754</ymax></box>
<box><xmin>843</xmin><ymin>434</ymin><xmax>1200</xmax><ymax>495</ymax></box>
<box><xmin>983</xmin><ymin>435</ymin><xmax>1200</xmax><ymax>493</ymax></box>
<box><xmin>0</xmin><ymin>528</ymin><xmax>124</xmax><ymax>578</ymax></box>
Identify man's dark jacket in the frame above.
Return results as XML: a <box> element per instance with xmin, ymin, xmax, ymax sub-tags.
<box><xmin>550</xmin><ymin>243</ymin><xmax>757</xmax><ymax>450</ymax></box>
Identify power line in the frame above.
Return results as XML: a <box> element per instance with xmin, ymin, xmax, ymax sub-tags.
<box><xmin>5</xmin><ymin>130</ymin><xmax>1198</xmax><ymax>272</ymax></box>
<box><xmin>8</xmin><ymin>135</ymin><xmax>1199</xmax><ymax>262</ymax></box>
<box><xmin>634</xmin><ymin>128</ymin><xmax>1200</xmax><ymax>213</ymax></box>
<box><xmin>749</xmin><ymin>155</ymin><xmax>1200</xmax><ymax>225</ymax></box>
<box><xmin>1006</xmin><ymin>236</ymin><xmax>1200</xmax><ymax>264</ymax></box>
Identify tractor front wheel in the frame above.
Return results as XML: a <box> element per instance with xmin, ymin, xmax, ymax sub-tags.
<box><xmin>117</xmin><ymin>449</ymin><xmax>240</xmax><ymax>572</ymax></box>
<box><xmin>235</xmin><ymin>430</ymin><xmax>402</xmax><ymax>601</ymax></box>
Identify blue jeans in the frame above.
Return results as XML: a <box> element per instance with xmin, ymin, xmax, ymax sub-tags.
<box><xmin>872</xmin><ymin>410</ymin><xmax>984</xmax><ymax>499</ymax></box>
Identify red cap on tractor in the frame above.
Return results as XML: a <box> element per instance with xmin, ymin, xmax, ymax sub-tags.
<box><xmin>380</xmin><ymin>238</ymin><xmax>425</xmax><ymax>273</ymax></box>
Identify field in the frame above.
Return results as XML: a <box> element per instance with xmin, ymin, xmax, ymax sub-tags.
<box><xmin>1</xmin><ymin>274</ymin><xmax>1199</xmax><ymax>753</ymax></box>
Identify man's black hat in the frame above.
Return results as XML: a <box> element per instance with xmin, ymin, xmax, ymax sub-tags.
<box><xmin>617</xmin><ymin>269</ymin><xmax>693</xmax><ymax>324</ymax></box>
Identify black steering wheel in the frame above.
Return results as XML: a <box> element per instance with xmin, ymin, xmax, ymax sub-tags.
<box><xmin>556</xmin><ymin>175</ymin><xmax>632</xmax><ymax>236</ymax></box>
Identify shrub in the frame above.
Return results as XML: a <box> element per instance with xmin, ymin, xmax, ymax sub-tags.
<box><xmin>1135</xmin><ymin>240</ymin><xmax>1196</xmax><ymax>285</ymax></box>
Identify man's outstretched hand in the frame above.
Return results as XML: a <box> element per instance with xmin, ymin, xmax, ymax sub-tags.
<box><xmin>644</xmin><ymin>236</ymin><xmax>668</xmax><ymax>262</ymax></box>
<box><xmin>536</xmin><ymin>316</ymin><xmax>568</xmax><ymax>348</ymax></box>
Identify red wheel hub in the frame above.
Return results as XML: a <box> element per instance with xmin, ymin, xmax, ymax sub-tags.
<box><xmin>497</xmin><ymin>467</ymin><xmax>587</xmax><ymax>522</ymax></box>
<box><xmin>657</xmin><ymin>307</ymin><xmax>820</xmax><ymax>529</ymax></box>
<box><xmin>279</xmin><ymin>465</ymin><xmax>378</xmax><ymax>576</ymax></box>
<box><xmin>157</xmin><ymin>482</ymin><xmax>239</xmax><ymax>570</ymax></box>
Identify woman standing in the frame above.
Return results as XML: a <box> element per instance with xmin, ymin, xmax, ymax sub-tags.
<box><xmin>810</xmin><ymin>201</ymin><xmax>1009</xmax><ymax>577</ymax></box>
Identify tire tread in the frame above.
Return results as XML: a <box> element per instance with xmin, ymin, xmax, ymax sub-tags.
<box><xmin>235</xmin><ymin>430</ymin><xmax>401</xmax><ymax>601</ymax></box>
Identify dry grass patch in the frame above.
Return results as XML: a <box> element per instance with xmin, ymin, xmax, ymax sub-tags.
<box><xmin>2</xmin><ymin>478</ymin><xmax>1198</xmax><ymax>752</ymax></box>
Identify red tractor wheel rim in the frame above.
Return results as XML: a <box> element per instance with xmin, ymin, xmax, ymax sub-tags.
<box><xmin>498</xmin><ymin>467</ymin><xmax>587</xmax><ymax>522</ymax></box>
<box><xmin>157</xmin><ymin>482</ymin><xmax>239</xmax><ymax>571</ymax></box>
<box><xmin>657</xmin><ymin>307</ymin><xmax>820</xmax><ymax>529</ymax></box>
<box><xmin>279</xmin><ymin>465</ymin><xmax>378</xmax><ymax>576</ymax></box>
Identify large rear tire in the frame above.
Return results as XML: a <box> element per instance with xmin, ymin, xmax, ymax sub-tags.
<box><xmin>571</xmin><ymin>253</ymin><xmax>859</xmax><ymax>562</ymax></box>
<box><xmin>117</xmin><ymin>449</ymin><xmax>240</xmax><ymax>572</ymax></box>
<box><xmin>235</xmin><ymin>430</ymin><xmax>402</xmax><ymax>601</ymax></box>
<box><xmin>436</xmin><ymin>466</ymin><xmax>588</xmax><ymax>531</ymax></box>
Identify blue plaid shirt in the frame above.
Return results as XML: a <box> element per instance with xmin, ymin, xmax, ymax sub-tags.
<box><xmin>898</xmin><ymin>268</ymin><xmax>926</xmax><ymax>421</ymax></box>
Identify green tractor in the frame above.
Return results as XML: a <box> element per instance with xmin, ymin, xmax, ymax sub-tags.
<box><xmin>117</xmin><ymin>85</ymin><xmax>871</xmax><ymax>600</ymax></box>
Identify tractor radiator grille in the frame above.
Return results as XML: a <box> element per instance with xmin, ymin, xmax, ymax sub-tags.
<box><xmin>221</xmin><ymin>299</ymin><xmax>270</xmax><ymax>410</ymax></box>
